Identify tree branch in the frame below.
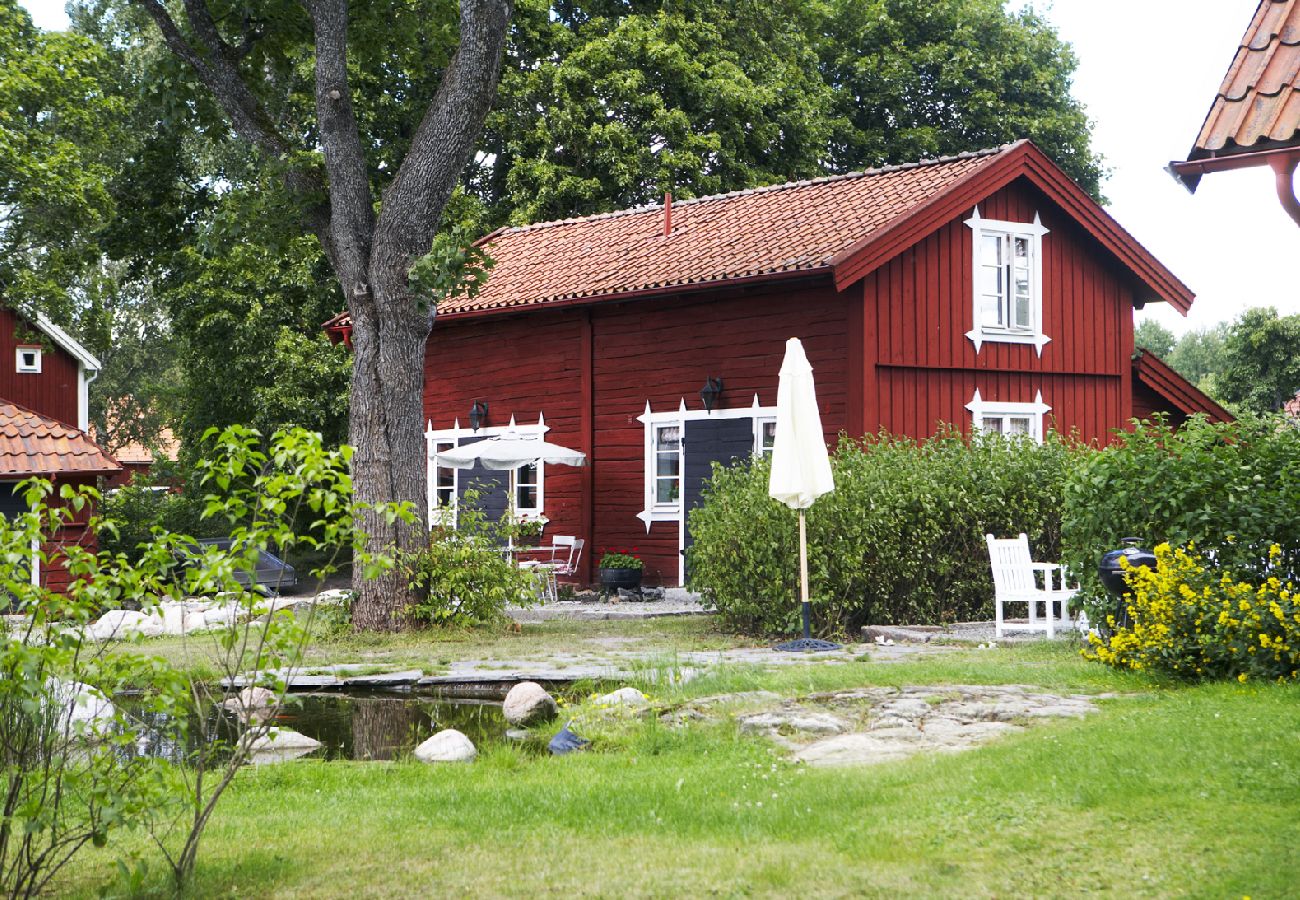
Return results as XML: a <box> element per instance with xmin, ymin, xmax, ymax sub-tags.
<box><xmin>305</xmin><ymin>0</ymin><xmax>375</xmax><ymax>292</ymax></box>
<box><xmin>372</xmin><ymin>0</ymin><xmax>514</xmax><ymax>266</ymax></box>
<box><xmin>132</xmin><ymin>0</ymin><xmax>333</xmax><ymax>256</ymax></box>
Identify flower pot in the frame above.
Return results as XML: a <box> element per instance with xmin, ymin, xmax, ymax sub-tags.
<box><xmin>599</xmin><ymin>567</ymin><xmax>643</xmax><ymax>596</ymax></box>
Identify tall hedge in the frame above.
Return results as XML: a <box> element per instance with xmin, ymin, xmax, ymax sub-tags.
<box><xmin>686</xmin><ymin>429</ymin><xmax>1080</xmax><ymax>635</ymax></box>
<box><xmin>1062</xmin><ymin>415</ymin><xmax>1300</xmax><ymax>621</ymax></box>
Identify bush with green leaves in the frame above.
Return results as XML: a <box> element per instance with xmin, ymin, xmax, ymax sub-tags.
<box><xmin>1062</xmin><ymin>415</ymin><xmax>1300</xmax><ymax>623</ymax></box>
<box><xmin>687</xmin><ymin>429</ymin><xmax>1081</xmax><ymax>635</ymax></box>
<box><xmin>96</xmin><ymin>482</ymin><xmax>221</xmax><ymax>562</ymax></box>
<box><xmin>406</xmin><ymin>488</ymin><xmax>537</xmax><ymax>627</ymax></box>
<box><xmin>1</xmin><ymin>427</ymin><xmax>409</xmax><ymax>894</ymax></box>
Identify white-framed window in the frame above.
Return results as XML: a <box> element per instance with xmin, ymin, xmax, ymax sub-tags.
<box><xmin>653</xmin><ymin>424</ymin><xmax>682</xmax><ymax>508</ymax></box>
<box><xmin>755</xmin><ymin>417</ymin><xmax>777</xmax><ymax>457</ymax></box>
<box><xmin>515</xmin><ymin>462</ymin><xmax>541</xmax><ymax>516</ymax></box>
<box><xmin>425</xmin><ymin>415</ymin><xmax>550</xmax><ymax>527</ymax></box>
<box><xmin>965</xmin><ymin>389</ymin><xmax>1051</xmax><ymax>444</ymax></box>
<box><xmin>16</xmin><ymin>347</ymin><xmax>41</xmax><ymax>374</ymax></box>
<box><xmin>432</xmin><ymin>440</ymin><xmax>457</xmax><ymax>523</ymax></box>
<box><xmin>964</xmin><ymin>208</ymin><xmax>1050</xmax><ymax>355</ymax></box>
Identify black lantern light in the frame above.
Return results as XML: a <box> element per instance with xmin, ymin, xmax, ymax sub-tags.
<box><xmin>468</xmin><ymin>400</ymin><xmax>489</xmax><ymax>432</ymax></box>
<box><xmin>700</xmin><ymin>376</ymin><xmax>724</xmax><ymax>413</ymax></box>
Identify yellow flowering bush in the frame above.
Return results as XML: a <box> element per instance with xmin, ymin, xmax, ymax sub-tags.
<box><xmin>1085</xmin><ymin>542</ymin><xmax>1300</xmax><ymax>682</ymax></box>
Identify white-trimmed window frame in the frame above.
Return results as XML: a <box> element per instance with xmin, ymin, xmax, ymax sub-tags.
<box><xmin>965</xmin><ymin>389</ymin><xmax>1051</xmax><ymax>444</ymax></box>
<box><xmin>755</xmin><ymin>416</ymin><xmax>777</xmax><ymax>458</ymax></box>
<box><xmin>964</xmin><ymin>207</ymin><xmax>1050</xmax><ymax>356</ymax></box>
<box><xmin>636</xmin><ymin>396</ymin><xmax>778</xmax><ymax>586</ymax></box>
<box><xmin>15</xmin><ymin>347</ymin><xmax>41</xmax><ymax>374</ymax></box>
<box><xmin>424</xmin><ymin>414</ymin><xmax>550</xmax><ymax>527</ymax></box>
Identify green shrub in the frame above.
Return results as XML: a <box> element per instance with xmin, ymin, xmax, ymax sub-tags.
<box><xmin>1062</xmin><ymin>415</ymin><xmax>1300</xmax><ymax>623</ymax></box>
<box><xmin>406</xmin><ymin>489</ymin><xmax>537</xmax><ymax>626</ymax></box>
<box><xmin>97</xmin><ymin>482</ymin><xmax>221</xmax><ymax>560</ymax></box>
<box><xmin>687</xmin><ymin>429</ymin><xmax>1081</xmax><ymax>635</ymax></box>
<box><xmin>1085</xmin><ymin>542</ymin><xmax>1300</xmax><ymax>682</ymax></box>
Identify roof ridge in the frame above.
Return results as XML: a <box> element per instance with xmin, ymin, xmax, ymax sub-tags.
<box><xmin>493</xmin><ymin>143</ymin><xmax>1022</xmax><ymax>238</ymax></box>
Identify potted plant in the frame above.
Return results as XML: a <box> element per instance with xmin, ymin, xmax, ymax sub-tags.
<box><xmin>598</xmin><ymin>548</ymin><xmax>644</xmax><ymax>596</ymax></box>
<box><xmin>513</xmin><ymin>516</ymin><xmax>545</xmax><ymax>548</ymax></box>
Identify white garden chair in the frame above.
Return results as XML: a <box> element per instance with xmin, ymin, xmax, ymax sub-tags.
<box><xmin>985</xmin><ymin>533</ymin><xmax>1079</xmax><ymax>638</ymax></box>
<box><xmin>517</xmin><ymin>536</ymin><xmax>584</xmax><ymax>603</ymax></box>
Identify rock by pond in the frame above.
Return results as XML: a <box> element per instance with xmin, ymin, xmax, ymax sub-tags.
<box><xmin>414</xmin><ymin>729</ymin><xmax>477</xmax><ymax>763</ymax></box>
<box><xmin>594</xmin><ymin>687</ymin><xmax>648</xmax><ymax>708</ymax></box>
<box><xmin>503</xmin><ymin>681</ymin><xmax>558</xmax><ymax>726</ymax></box>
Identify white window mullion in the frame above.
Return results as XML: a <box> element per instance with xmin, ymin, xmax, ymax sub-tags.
<box><xmin>964</xmin><ymin>208</ymin><xmax>1049</xmax><ymax>356</ymax></box>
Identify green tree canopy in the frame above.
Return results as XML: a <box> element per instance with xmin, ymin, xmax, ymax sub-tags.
<box><xmin>1134</xmin><ymin>319</ymin><xmax>1176</xmax><ymax>357</ymax></box>
<box><xmin>1218</xmin><ymin>307</ymin><xmax>1300</xmax><ymax>414</ymax></box>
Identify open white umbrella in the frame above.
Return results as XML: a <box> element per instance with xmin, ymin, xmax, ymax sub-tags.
<box><xmin>436</xmin><ymin>431</ymin><xmax>586</xmax><ymax>471</ymax></box>
<box><xmin>436</xmin><ymin>431</ymin><xmax>587</xmax><ymax>555</ymax></box>
<box><xmin>767</xmin><ymin>337</ymin><xmax>838</xmax><ymax>651</ymax></box>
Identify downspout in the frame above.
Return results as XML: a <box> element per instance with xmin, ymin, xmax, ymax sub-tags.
<box><xmin>1271</xmin><ymin>155</ymin><xmax>1300</xmax><ymax>228</ymax></box>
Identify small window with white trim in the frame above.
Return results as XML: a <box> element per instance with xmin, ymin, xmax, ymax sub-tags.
<box><xmin>756</xmin><ymin>417</ymin><xmax>777</xmax><ymax>457</ymax></box>
<box><xmin>964</xmin><ymin>208</ymin><xmax>1050</xmax><ymax>355</ymax></box>
<box><xmin>965</xmin><ymin>389</ymin><xmax>1050</xmax><ymax>444</ymax></box>
<box><xmin>16</xmin><ymin>347</ymin><xmax>41</xmax><ymax>374</ymax></box>
<box><xmin>434</xmin><ymin>441</ymin><xmax>456</xmax><ymax>509</ymax></box>
<box><xmin>653</xmin><ymin>424</ymin><xmax>682</xmax><ymax>507</ymax></box>
<box><xmin>515</xmin><ymin>462</ymin><xmax>541</xmax><ymax>514</ymax></box>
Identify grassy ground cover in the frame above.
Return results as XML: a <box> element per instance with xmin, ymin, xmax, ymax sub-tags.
<box><xmin>60</xmin><ymin>623</ymin><xmax>1300</xmax><ymax>898</ymax></box>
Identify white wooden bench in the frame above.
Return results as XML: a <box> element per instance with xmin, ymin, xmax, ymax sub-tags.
<box><xmin>985</xmin><ymin>533</ymin><xmax>1079</xmax><ymax>638</ymax></box>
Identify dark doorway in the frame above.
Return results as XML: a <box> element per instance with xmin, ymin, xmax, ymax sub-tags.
<box><xmin>682</xmin><ymin>417</ymin><xmax>756</xmax><ymax>562</ymax></box>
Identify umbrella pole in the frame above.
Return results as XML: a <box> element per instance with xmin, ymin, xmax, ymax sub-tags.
<box><xmin>774</xmin><ymin>507</ymin><xmax>839</xmax><ymax>652</ymax></box>
<box><xmin>799</xmin><ymin>509</ymin><xmax>811</xmax><ymax>641</ymax></box>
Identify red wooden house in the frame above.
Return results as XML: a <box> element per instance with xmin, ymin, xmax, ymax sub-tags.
<box><xmin>0</xmin><ymin>307</ymin><xmax>120</xmax><ymax>594</ymax></box>
<box><xmin>329</xmin><ymin>140</ymin><xmax>1226</xmax><ymax>586</ymax></box>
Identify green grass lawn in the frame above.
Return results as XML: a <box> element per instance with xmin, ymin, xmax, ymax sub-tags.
<box><xmin>62</xmin><ymin>633</ymin><xmax>1300</xmax><ymax>898</ymax></box>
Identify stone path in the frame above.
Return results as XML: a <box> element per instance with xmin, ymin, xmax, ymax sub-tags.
<box><xmin>506</xmin><ymin>588</ymin><xmax>710</xmax><ymax>622</ymax></box>
<box><xmin>672</xmin><ymin>683</ymin><xmax>1113</xmax><ymax>767</ymax></box>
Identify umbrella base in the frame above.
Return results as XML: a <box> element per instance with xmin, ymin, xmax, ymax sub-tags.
<box><xmin>773</xmin><ymin>637</ymin><xmax>842</xmax><ymax>653</ymax></box>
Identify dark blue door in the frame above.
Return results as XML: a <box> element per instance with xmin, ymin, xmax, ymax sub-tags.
<box><xmin>454</xmin><ymin>436</ymin><xmax>510</xmax><ymax>524</ymax></box>
<box><xmin>682</xmin><ymin>418</ymin><xmax>755</xmax><ymax>557</ymax></box>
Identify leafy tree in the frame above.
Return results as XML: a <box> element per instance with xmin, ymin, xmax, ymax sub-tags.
<box><xmin>1218</xmin><ymin>307</ymin><xmax>1300</xmax><ymax>414</ymax></box>
<box><xmin>1134</xmin><ymin>319</ymin><xmax>1176</xmax><ymax>357</ymax></box>
<box><xmin>108</xmin><ymin>0</ymin><xmax>515</xmax><ymax>630</ymax></box>
<box><xmin>0</xmin><ymin>0</ymin><xmax>126</xmax><ymax>316</ymax></box>
<box><xmin>1166</xmin><ymin>322</ymin><xmax>1229</xmax><ymax>395</ymax></box>
<box><xmin>817</xmin><ymin>0</ymin><xmax>1104</xmax><ymax>198</ymax></box>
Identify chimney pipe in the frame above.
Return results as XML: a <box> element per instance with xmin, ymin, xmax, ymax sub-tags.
<box><xmin>663</xmin><ymin>192</ymin><xmax>672</xmax><ymax>236</ymax></box>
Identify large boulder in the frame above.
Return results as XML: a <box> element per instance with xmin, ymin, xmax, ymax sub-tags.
<box><xmin>244</xmin><ymin>727</ymin><xmax>322</xmax><ymax>764</ymax></box>
<box><xmin>502</xmin><ymin>681</ymin><xmax>557</xmax><ymax>726</ymax></box>
<box><xmin>222</xmin><ymin>686</ymin><xmax>277</xmax><ymax>720</ymax></box>
<box><xmin>88</xmin><ymin>609</ymin><xmax>163</xmax><ymax>641</ymax></box>
<box><xmin>594</xmin><ymin>687</ymin><xmax>648</xmax><ymax>708</ymax></box>
<box><xmin>414</xmin><ymin>729</ymin><xmax>477</xmax><ymax>763</ymax></box>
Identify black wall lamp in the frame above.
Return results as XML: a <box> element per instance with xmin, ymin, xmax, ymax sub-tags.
<box><xmin>700</xmin><ymin>376</ymin><xmax>724</xmax><ymax>413</ymax></box>
<box><xmin>468</xmin><ymin>400</ymin><xmax>489</xmax><ymax>431</ymax></box>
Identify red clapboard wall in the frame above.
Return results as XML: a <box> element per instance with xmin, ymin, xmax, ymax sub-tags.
<box><xmin>0</xmin><ymin>308</ymin><xmax>81</xmax><ymax>427</ymax></box>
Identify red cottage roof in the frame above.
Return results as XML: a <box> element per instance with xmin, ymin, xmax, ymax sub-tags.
<box><xmin>0</xmin><ymin>401</ymin><xmax>121</xmax><ymax>478</ymax></box>
<box><xmin>1173</xmin><ymin>0</ymin><xmax>1300</xmax><ymax>189</ymax></box>
<box><xmin>322</xmin><ymin>140</ymin><xmax>1193</xmax><ymax>341</ymax></box>
<box><xmin>1132</xmin><ymin>351</ymin><xmax>1233</xmax><ymax>424</ymax></box>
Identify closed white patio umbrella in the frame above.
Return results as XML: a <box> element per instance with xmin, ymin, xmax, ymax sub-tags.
<box><xmin>767</xmin><ymin>337</ymin><xmax>838</xmax><ymax>652</ymax></box>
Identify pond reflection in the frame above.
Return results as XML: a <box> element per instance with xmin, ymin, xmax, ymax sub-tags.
<box><xmin>125</xmin><ymin>691</ymin><xmax>549</xmax><ymax>763</ymax></box>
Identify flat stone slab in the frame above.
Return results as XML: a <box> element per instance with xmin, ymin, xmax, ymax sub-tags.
<box><xmin>507</xmin><ymin>598</ymin><xmax>713</xmax><ymax>622</ymax></box>
<box><xmin>726</xmin><ymin>684</ymin><xmax>1108</xmax><ymax>768</ymax></box>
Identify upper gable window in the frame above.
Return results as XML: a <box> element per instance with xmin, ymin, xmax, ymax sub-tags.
<box><xmin>15</xmin><ymin>347</ymin><xmax>41</xmax><ymax>374</ymax></box>
<box><xmin>964</xmin><ymin>208</ymin><xmax>1050</xmax><ymax>356</ymax></box>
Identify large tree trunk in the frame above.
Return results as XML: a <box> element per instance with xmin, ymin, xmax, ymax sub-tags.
<box><xmin>348</xmin><ymin>280</ymin><xmax>430</xmax><ymax>631</ymax></box>
<box><xmin>134</xmin><ymin>0</ymin><xmax>514</xmax><ymax>630</ymax></box>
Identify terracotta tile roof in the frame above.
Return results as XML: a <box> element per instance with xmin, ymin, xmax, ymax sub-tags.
<box><xmin>0</xmin><ymin>401</ymin><xmax>121</xmax><ymax>478</ymax></box>
<box><xmin>1188</xmin><ymin>0</ymin><xmax>1300</xmax><ymax>159</ymax></box>
<box><xmin>437</xmin><ymin>145</ymin><xmax>1015</xmax><ymax>315</ymax></box>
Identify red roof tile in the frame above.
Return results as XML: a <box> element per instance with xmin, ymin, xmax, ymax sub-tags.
<box><xmin>323</xmin><ymin>140</ymin><xmax>1193</xmax><ymax>330</ymax></box>
<box><xmin>439</xmin><ymin>146</ymin><xmax>1013</xmax><ymax>315</ymax></box>
<box><xmin>0</xmin><ymin>401</ymin><xmax>121</xmax><ymax>478</ymax></box>
<box><xmin>1188</xmin><ymin>0</ymin><xmax>1300</xmax><ymax>159</ymax></box>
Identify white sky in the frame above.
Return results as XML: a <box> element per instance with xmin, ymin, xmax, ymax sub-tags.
<box><xmin>19</xmin><ymin>0</ymin><xmax>1290</xmax><ymax>336</ymax></box>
